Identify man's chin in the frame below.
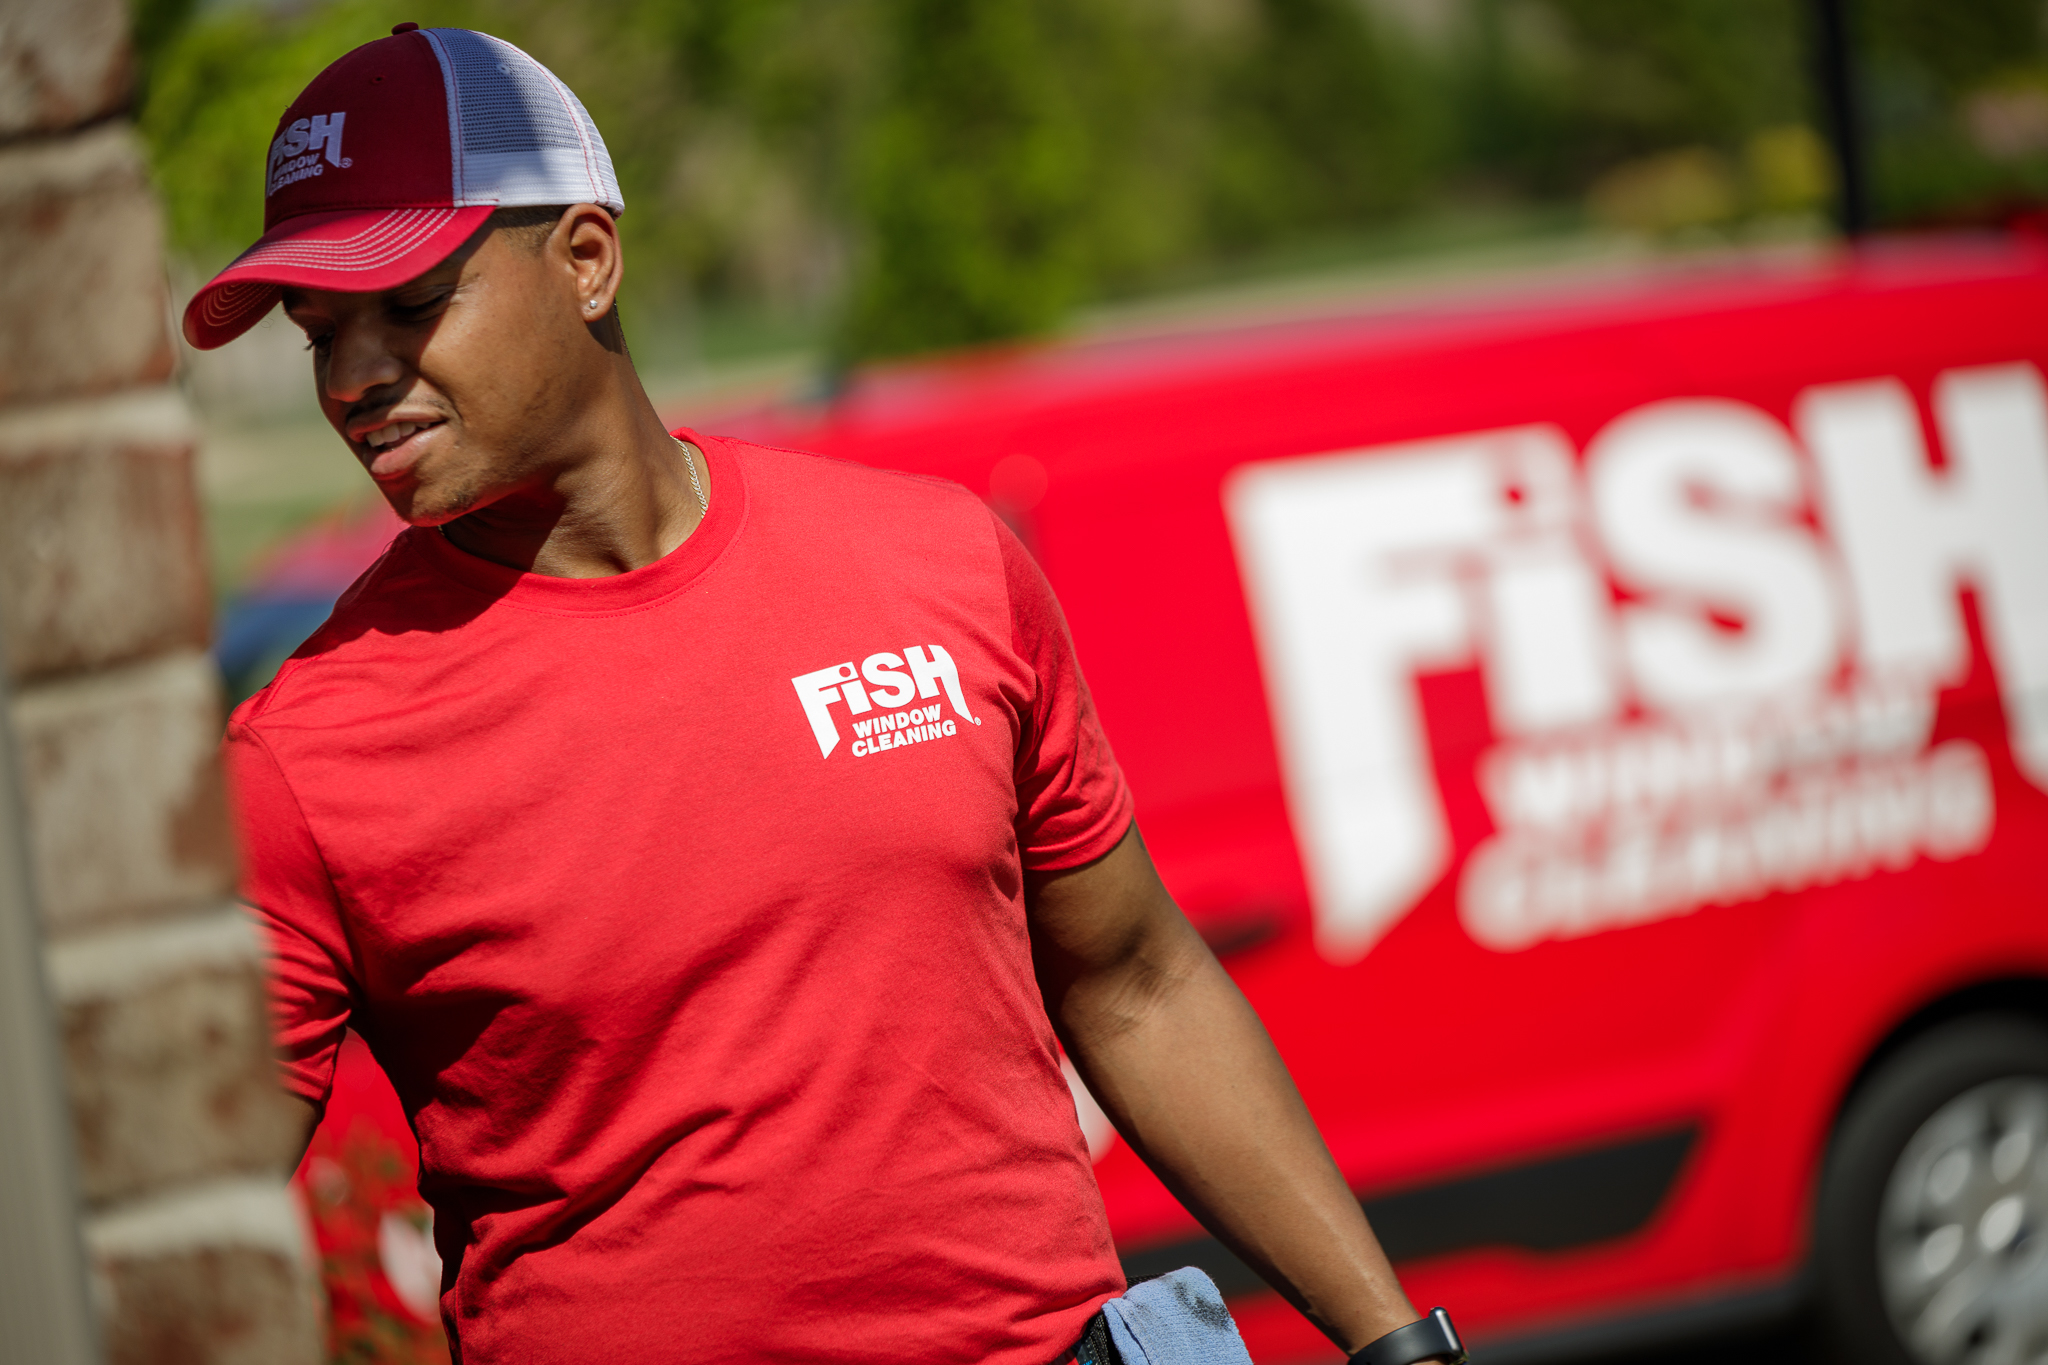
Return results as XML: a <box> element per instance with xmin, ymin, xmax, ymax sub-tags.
<box><xmin>376</xmin><ymin>480</ymin><xmax>481</xmax><ymax>529</ymax></box>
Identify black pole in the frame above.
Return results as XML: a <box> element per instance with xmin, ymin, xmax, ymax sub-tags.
<box><xmin>1809</xmin><ymin>0</ymin><xmax>1871</xmax><ymax>237</ymax></box>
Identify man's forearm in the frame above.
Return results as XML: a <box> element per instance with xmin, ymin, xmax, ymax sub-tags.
<box><xmin>1034</xmin><ymin>834</ymin><xmax>1418</xmax><ymax>1355</ymax></box>
<box><xmin>286</xmin><ymin>1091</ymin><xmax>320</xmax><ymax>1170</ymax></box>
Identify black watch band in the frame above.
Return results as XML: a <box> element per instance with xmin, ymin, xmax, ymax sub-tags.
<box><xmin>1347</xmin><ymin>1307</ymin><xmax>1467</xmax><ymax>1365</ymax></box>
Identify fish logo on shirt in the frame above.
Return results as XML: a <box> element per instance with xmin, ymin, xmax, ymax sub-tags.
<box><xmin>790</xmin><ymin>646</ymin><xmax>980</xmax><ymax>758</ymax></box>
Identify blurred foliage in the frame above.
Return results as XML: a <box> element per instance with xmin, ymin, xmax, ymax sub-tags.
<box><xmin>301</xmin><ymin>1119</ymin><xmax>449</xmax><ymax>1365</ymax></box>
<box><xmin>1856</xmin><ymin>0</ymin><xmax>2048</xmax><ymax>222</ymax></box>
<box><xmin>133</xmin><ymin>0</ymin><xmax>2048</xmax><ymax>367</ymax></box>
<box><xmin>129</xmin><ymin>0</ymin><xmax>199</xmax><ymax>101</ymax></box>
<box><xmin>836</xmin><ymin>0</ymin><xmax>1102</xmax><ymax>359</ymax></box>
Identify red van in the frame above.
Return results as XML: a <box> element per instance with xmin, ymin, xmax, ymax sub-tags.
<box><xmin>730</xmin><ymin>237</ymin><xmax>2048</xmax><ymax>1364</ymax></box>
<box><xmin>292</xmin><ymin>237</ymin><xmax>2048</xmax><ymax>1364</ymax></box>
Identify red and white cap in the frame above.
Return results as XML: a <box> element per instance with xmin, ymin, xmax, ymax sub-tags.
<box><xmin>183</xmin><ymin>24</ymin><xmax>623</xmax><ymax>350</ymax></box>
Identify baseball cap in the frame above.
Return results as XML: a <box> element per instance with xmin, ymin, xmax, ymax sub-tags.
<box><xmin>182</xmin><ymin>24</ymin><xmax>623</xmax><ymax>350</ymax></box>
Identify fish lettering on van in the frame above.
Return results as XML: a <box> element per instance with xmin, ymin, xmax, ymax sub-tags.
<box><xmin>1227</xmin><ymin>363</ymin><xmax>2048</xmax><ymax>962</ymax></box>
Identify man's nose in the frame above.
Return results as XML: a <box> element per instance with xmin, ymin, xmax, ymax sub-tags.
<box><xmin>321</xmin><ymin>322</ymin><xmax>406</xmax><ymax>404</ymax></box>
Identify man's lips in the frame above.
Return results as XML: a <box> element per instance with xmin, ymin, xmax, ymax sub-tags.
<box><xmin>349</xmin><ymin>417</ymin><xmax>447</xmax><ymax>479</ymax></box>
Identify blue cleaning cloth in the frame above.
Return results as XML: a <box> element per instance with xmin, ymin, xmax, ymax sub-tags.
<box><xmin>1100</xmin><ymin>1266</ymin><xmax>1255</xmax><ymax>1365</ymax></box>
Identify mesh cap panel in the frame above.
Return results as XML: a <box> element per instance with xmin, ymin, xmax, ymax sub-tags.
<box><xmin>422</xmin><ymin>28</ymin><xmax>624</xmax><ymax>214</ymax></box>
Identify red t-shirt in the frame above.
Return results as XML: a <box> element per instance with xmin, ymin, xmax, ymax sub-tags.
<box><xmin>226</xmin><ymin>432</ymin><xmax>1134</xmax><ymax>1364</ymax></box>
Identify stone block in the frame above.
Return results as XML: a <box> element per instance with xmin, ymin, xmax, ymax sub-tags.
<box><xmin>0</xmin><ymin>0</ymin><xmax>131</xmax><ymax>139</ymax></box>
<box><xmin>100</xmin><ymin>1248</ymin><xmax>322</xmax><ymax>1365</ymax></box>
<box><xmin>0</xmin><ymin>123</ymin><xmax>175</xmax><ymax>406</ymax></box>
<box><xmin>0</xmin><ymin>387</ymin><xmax>212</xmax><ymax>683</ymax></box>
<box><xmin>48</xmin><ymin>910</ymin><xmax>300</xmax><ymax>1205</ymax></box>
<box><xmin>89</xmin><ymin>1179</ymin><xmax>322</xmax><ymax>1365</ymax></box>
<box><xmin>11</xmin><ymin>651</ymin><xmax>236</xmax><ymax>932</ymax></box>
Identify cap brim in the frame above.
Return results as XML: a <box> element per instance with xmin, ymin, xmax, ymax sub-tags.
<box><xmin>182</xmin><ymin>205</ymin><xmax>496</xmax><ymax>350</ymax></box>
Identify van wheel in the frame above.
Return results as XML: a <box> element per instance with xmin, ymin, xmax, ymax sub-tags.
<box><xmin>1814</xmin><ymin>1015</ymin><xmax>2048</xmax><ymax>1365</ymax></box>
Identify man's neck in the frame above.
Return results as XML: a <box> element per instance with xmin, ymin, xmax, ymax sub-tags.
<box><xmin>440</xmin><ymin>364</ymin><xmax>706</xmax><ymax>579</ymax></box>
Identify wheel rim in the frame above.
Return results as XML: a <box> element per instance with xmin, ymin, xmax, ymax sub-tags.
<box><xmin>1879</xmin><ymin>1075</ymin><xmax>2048</xmax><ymax>1364</ymax></box>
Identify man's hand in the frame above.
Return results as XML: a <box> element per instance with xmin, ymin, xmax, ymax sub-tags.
<box><xmin>1027</xmin><ymin>822</ymin><xmax>1419</xmax><ymax>1357</ymax></box>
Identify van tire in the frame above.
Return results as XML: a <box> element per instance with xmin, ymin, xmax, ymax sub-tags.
<box><xmin>1813</xmin><ymin>1014</ymin><xmax>2048</xmax><ymax>1365</ymax></box>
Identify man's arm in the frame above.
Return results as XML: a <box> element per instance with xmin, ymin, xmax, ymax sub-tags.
<box><xmin>286</xmin><ymin>1093</ymin><xmax>320</xmax><ymax>1171</ymax></box>
<box><xmin>1028</xmin><ymin>822</ymin><xmax>1419</xmax><ymax>1357</ymax></box>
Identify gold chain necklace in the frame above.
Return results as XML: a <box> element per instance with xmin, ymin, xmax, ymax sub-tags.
<box><xmin>674</xmin><ymin>437</ymin><xmax>708</xmax><ymax>516</ymax></box>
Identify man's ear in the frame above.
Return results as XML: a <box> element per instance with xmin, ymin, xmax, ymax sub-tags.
<box><xmin>556</xmin><ymin>204</ymin><xmax>622</xmax><ymax>325</ymax></box>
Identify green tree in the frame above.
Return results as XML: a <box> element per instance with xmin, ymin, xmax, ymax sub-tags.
<box><xmin>128</xmin><ymin>0</ymin><xmax>200</xmax><ymax>104</ymax></box>
<box><xmin>1204</xmin><ymin>0</ymin><xmax>1442</xmax><ymax>251</ymax></box>
<box><xmin>1855</xmin><ymin>0</ymin><xmax>2048</xmax><ymax>222</ymax></box>
<box><xmin>833</xmin><ymin>0</ymin><xmax>1101</xmax><ymax>363</ymax></box>
<box><xmin>1453</xmin><ymin>0</ymin><xmax>1806</xmax><ymax>193</ymax></box>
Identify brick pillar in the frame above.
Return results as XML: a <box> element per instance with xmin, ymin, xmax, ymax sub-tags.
<box><xmin>0</xmin><ymin>1</ymin><xmax>325</xmax><ymax>1361</ymax></box>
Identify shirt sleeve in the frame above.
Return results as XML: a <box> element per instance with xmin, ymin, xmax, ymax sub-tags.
<box><xmin>224</xmin><ymin>720</ymin><xmax>355</xmax><ymax>1115</ymax></box>
<box><xmin>994</xmin><ymin>511</ymin><xmax>1136</xmax><ymax>870</ymax></box>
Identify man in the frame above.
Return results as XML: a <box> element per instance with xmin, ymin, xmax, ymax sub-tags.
<box><xmin>193</xmin><ymin>25</ymin><xmax>1459</xmax><ymax>1365</ymax></box>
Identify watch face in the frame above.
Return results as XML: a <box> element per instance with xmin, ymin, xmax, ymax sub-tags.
<box><xmin>1432</xmin><ymin>1306</ymin><xmax>1466</xmax><ymax>1360</ymax></box>
<box><xmin>1351</xmin><ymin>1309</ymin><xmax>1465</xmax><ymax>1365</ymax></box>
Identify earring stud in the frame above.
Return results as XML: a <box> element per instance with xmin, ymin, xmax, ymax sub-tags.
<box><xmin>586</xmin><ymin>300</ymin><xmax>599</xmax><ymax>310</ymax></box>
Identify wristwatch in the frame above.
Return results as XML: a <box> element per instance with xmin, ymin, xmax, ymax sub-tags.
<box><xmin>1347</xmin><ymin>1307</ymin><xmax>1467</xmax><ymax>1365</ymax></box>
